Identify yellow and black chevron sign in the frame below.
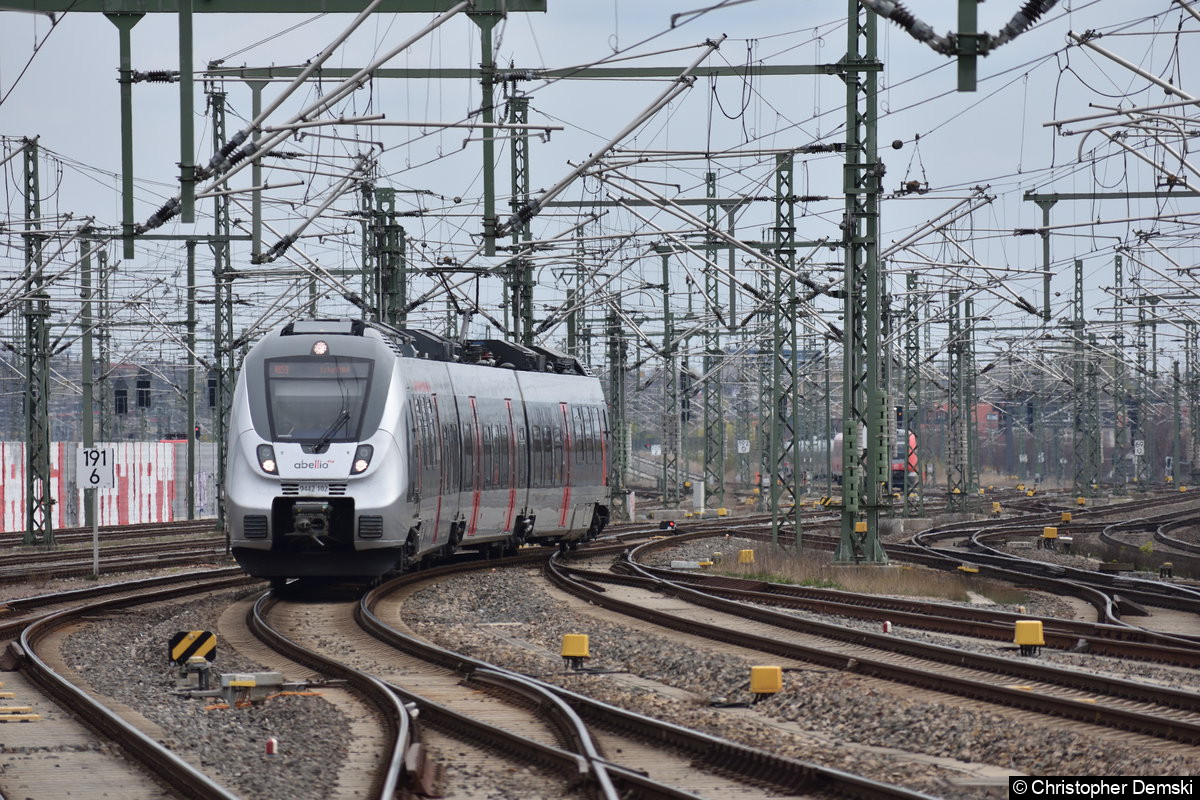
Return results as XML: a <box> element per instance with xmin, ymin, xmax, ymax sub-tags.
<box><xmin>169</xmin><ymin>630</ymin><xmax>217</xmax><ymax>664</ymax></box>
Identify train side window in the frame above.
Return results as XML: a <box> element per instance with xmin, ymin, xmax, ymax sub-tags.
<box><xmin>537</xmin><ymin>423</ymin><xmax>548</xmax><ymax>488</ymax></box>
<box><xmin>490</xmin><ymin>424</ymin><xmax>499</xmax><ymax>488</ymax></box>
<box><xmin>484</xmin><ymin>424</ymin><xmax>494</xmax><ymax>490</ymax></box>
<box><xmin>462</xmin><ymin>418</ymin><xmax>475</xmax><ymax>490</ymax></box>
<box><xmin>585</xmin><ymin>407</ymin><xmax>596</xmax><ymax>465</ymax></box>
<box><xmin>516</xmin><ymin>425</ymin><xmax>528</xmax><ymax>488</ymax></box>
<box><xmin>592</xmin><ymin>406</ymin><xmax>602</xmax><ymax>464</ymax></box>
<box><xmin>532</xmin><ymin>424</ymin><xmax>543</xmax><ymax>488</ymax></box>
<box><xmin>407</xmin><ymin>403</ymin><xmax>419</xmax><ymax>501</ymax></box>
<box><xmin>499</xmin><ymin>424</ymin><xmax>510</xmax><ymax>486</ymax></box>
<box><xmin>443</xmin><ymin>423</ymin><xmax>458</xmax><ymax>492</ymax></box>
<box><xmin>552</xmin><ymin>424</ymin><xmax>564</xmax><ymax>484</ymax></box>
<box><xmin>581</xmin><ymin>407</ymin><xmax>592</xmax><ymax>465</ymax></box>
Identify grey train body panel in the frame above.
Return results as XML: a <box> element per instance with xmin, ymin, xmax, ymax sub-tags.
<box><xmin>226</xmin><ymin>319</ymin><xmax>609</xmax><ymax>579</ymax></box>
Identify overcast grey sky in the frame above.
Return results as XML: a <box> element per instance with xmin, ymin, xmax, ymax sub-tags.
<box><xmin>0</xmin><ymin>1</ymin><xmax>1195</xmax><ymax>361</ymax></box>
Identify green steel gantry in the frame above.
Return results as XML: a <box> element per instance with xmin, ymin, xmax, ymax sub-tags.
<box><xmin>902</xmin><ymin>272</ymin><xmax>924</xmax><ymax>515</ymax></box>
<box><xmin>835</xmin><ymin>0</ymin><xmax>888</xmax><ymax>563</ymax></box>
<box><xmin>606</xmin><ymin>304</ymin><xmax>630</xmax><ymax>520</ymax></box>
<box><xmin>1072</xmin><ymin>259</ymin><xmax>1102</xmax><ymax>496</ymax></box>
<box><xmin>209</xmin><ymin>89</ymin><xmax>235</xmax><ymax>534</ymax></box>
<box><xmin>22</xmin><ymin>138</ymin><xmax>53</xmax><ymax>545</ymax></box>
<box><xmin>768</xmin><ymin>153</ymin><xmax>801</xmax><ymax>543</ymax></box>
<box><xmin>945</xmin><ymin>292</ymin><xmax>980</xmax><ymax>511</ymax></box>
<box><xmin>1111</xmin><ymin>253</ymin><xmax>1129</xmax><ymax>489</ymax></box>
<box><xmin>507</xmin><ymin>95</ymin><xmax>535</xmax><ymax>346</ymax></box>
<box><xmin>1189</xmin><ymin>324</ymin><xmax>1200</xmax><ymax>483</ymax></box>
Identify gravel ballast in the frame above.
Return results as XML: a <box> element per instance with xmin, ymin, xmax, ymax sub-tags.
<box><xmin>58</xmin><ymin>588</ymin><xmax>350</xmax><ymax>800</ymax></box>
<box><xmin>399</xmin><ymin>550</ymin><xmax>1200</xmax><ymax>799</ymax></box>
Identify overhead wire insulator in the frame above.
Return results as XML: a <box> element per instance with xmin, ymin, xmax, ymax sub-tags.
<box><xmin>132</xmin><ymin>70</ymin><xmax>180</xmax><ymax>83</ymax></box>
<box><xmin>136</xmin><ymin>197</ymin><xmax>181</xmax><ymax>233</ymax></box>
<box><xmin>199</xmin><ymin>130</ymin><xmax>249</xmax><ymax>180</ymax></box>
<box><xmin>987</xmin><ymin>0</ymin><xmax>1061</xmax><ymax>52</ymax></box>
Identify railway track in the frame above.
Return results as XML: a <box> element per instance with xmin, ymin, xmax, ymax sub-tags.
<box><xmin>10</xmin><ymin>572</ymin><xmax>257</xmax><ymax>800</ymax></box>
<box><xmin>548</xmin><ymin>540</ymin><xmax>1200</xmax><ymax>746</ymax></box>
<box><xmin>627</xmin><ymin>542</ymin><xmax>1200</xmax><ymax>666</ymax></box>
<box><xmin>0</xmin><ymin>520</ymin><xmax>217</xmax><ymax>549</ymax></box>
<box><xmin>352</xmin><ymin>554</ymin><xmax>938</xmax><ymax>799</ymax></box>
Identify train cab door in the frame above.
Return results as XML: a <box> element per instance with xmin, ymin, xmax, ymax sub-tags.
<box><xmin>437</xmin><ymin>404</ymin><xmax>462</xmax><ymax>545</ymax></box>
<box><xmin>465</xmin><ymin>396</ymin><xmax>482</xmax><ymax>538</ymax></box>
<box><xmin>503</xmin><ymin>399</ymin><xmax>518</xmax><ymax>536</ymax></box>
<box><xmin>427</xmin><ymin>394</ymin><xmax>444</xmax><ymax>542</ymax></box>
<box><xmin>557</xmin><ymin>402</ymin><xmax>573</xmax><ymax>530</ymax></box>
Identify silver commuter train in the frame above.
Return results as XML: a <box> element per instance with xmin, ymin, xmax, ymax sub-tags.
<box><xmin>226</xmin><ymin>318</ymin><xmax>610</xmax><ymax>584</ymax></box>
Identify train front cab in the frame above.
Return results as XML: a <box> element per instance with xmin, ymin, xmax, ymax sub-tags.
<box><xmin>227</xmin><ymin>321</ymin><xmax>413</xmax><ymax>580</ymax></box>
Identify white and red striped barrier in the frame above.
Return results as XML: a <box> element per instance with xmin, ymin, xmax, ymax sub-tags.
<box><xmin>0</xmin><ymin>441</ymin><xmax>212</xmax><ymax>531</ymax></box>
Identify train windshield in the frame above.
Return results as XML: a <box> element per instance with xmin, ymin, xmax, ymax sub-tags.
<box><xmin>265</xmin><ymin>357</ymin><xmax>373</xmax><ymax>442</ymax></box>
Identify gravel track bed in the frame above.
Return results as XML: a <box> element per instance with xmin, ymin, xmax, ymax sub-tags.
<box><xmin>652</xmin><ymin>537</ymin><xmax>1195</xmax><ymax>688</ymax></box>
<box><xmin>0</xmin><ymin>561</ymin><xmax>238</xmax><ymax>603</ymax></box>
<box><xmin>400</xmin><ymin>562</ymin><xmax>1200</xmax><ymax>800</ymax></box>
<box><xmin>56</xmin><ymin>587</ymin><xmax>351</xmax><ymax>800</ymax></box>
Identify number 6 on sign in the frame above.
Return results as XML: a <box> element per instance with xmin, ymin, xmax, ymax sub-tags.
<box><xmin>76</xmin><ymin>447</ymin><xmax>115</xmax><ymax>489</ymax></box>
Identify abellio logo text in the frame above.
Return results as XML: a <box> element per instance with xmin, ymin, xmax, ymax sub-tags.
<box><xmin>293</xmin><ymin>459</ymin><xmax>332</xmax><ymax>470</ymax></box>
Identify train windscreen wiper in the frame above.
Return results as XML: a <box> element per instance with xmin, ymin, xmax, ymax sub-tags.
<box><xmin>311</xmin><ymin>409</ymin><xmax>350</xmax><ymax>451</ymax></box>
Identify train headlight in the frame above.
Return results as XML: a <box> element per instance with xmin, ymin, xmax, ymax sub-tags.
<box><xmin>352</xmin><ymin>444</ymin><xmax>373</xmax><ymax>474</ymax></box>
<box><xmin>312</xmin><ymin>340</ymin><xmax>328</xmax><ymax>356</ymax></box>
<box><xmin>257</xmin><ymin>444</ymin><xmax>278</xmax><ymax>475</ymax></box>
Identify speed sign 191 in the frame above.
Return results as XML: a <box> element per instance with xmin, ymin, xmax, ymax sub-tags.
<box><xmin>77</xmin><ymin>446</ymin><xmax>115</xmax><ymax>489</ymax></box>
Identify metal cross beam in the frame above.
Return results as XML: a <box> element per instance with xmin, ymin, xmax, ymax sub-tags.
<box><xmin>0</xmin><ymin>1</ymin><xmax>543</xmax><ymax>12</ymax></box>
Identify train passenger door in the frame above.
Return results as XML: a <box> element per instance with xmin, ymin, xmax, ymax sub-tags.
<box><xmin>437</xmin><ymin>411</ymin><xmax>461</xmax><ymax>545</ymax></box>
<box><xmin>558</xmin><ymin>402</ymin><xmax>572</xmax><ymax>528</ymax></box>
<box><xmin>466</xmin><ymin>396</ymin><xmax>482</xmax><ymax>537</ymax></box>
<box><xmin>428</xmin><ymin>395</ymin><xmax>444</xmax><ymax>541</ymax></box>
<box><xmin>504</xmin><ymin>399</ymin><xmax>517</xmax><ymax>533</ymax></box>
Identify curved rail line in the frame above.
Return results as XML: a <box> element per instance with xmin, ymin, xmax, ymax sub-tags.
<box><xmin>13</xmin><ymin>574</ymin><xmax>256</xmax><ymax>800</ymax></box>
<box><xmin>358</xmin><ymin>554</ymin><xmax>935</xmax><ymax>800</ymax></box>
<box><xmin>625</xmin><ymin>542</ymin><xmax>1200</xmax><ymax>667</ymax></box>
<box><xmin>548</xmin><ymin>542</ymin><xmax>1200</xmax><ymax>745</ymax></box>
<box><xmin>247</xmin><ymin>591</ymin><xmax>411</xmax><ymax>800</ymax></box>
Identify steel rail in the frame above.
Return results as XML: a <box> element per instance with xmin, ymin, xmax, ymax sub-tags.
<box><xmin>0</xmin><ymin>566</ymin><xmax>247</xmax><ymax>639</ymax></box>
<box><xmin>608</xmin><ymin>552</ymin><xmax>1200</xmax><ymax>711</ymax></box>
<box><xmin>15</xmin><ymin>574</ymin><xmax>256</xmax><ymax>800</ymax></box>
<box><xmin>0</xmin><ymin>549</ymin><xmax>237</xmax><ymax>585</ymax></box>
<box><xmin>359</xmin><ymin>558</ymin><xmax>940</xmax><ymax>800</ymax></box>
<box><xmin>556</xmin><ymin>549</ymin><xmax>1200</xmax><ymax>744</ymax></box>
<box><xmin>624</xmin><ymin>560</ymin><xmax>1200</xmax><ymax>667</ymax></box>
<box><xmin>247</xmin><ymin>591</ymin><xmax>409</xmax><ymax>800</ymax></box>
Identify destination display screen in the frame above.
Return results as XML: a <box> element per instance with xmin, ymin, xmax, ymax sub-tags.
<box><xmin>265</xmin><ymin>357</ymin><xmax>373</xmax><ymax>442</ymax></box>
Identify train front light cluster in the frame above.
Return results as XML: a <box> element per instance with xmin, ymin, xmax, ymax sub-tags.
<box><xmin>257</xmin><ymin>444</ymin><xmax>278</xmax><ymax>475</ymax></box>
<box><xmin>352</xmin><ymin>444</ymin><xmax>374</xmax><ymax>474</ymax></box>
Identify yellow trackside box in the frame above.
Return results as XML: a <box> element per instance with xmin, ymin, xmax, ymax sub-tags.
<box><xmin>750</xmin><ymin>666</ymin><xmax>783</xmax><ymax>695</ymax></box>
<box><xmin>854</xmin><ymin>521</ymin><xmax>868</xmax><ymax>534</ymax></box>
<box><xmin>1042</xmin><ymin>526</ymin><xmax>1058</xmax><ymax>539</ymax></box>
<box><xmin>717</xmin><ymin>507</ymin><xmax>728</xmax><ymax>516</ymax></box>
<box><xmin>1060</xmin><ymin>512</ymin><xmax>1072</xmax><ymax>524</ymax></box>
<box><xmin>1076</xmin><ymin>496</ymin><xmax>1086</xmax><ymax>506</ymax></box>
<box><xmin>992</xmin><ymin>502</ymin><xmax>1002</xmax><ymax>514</ymax></box>
<box><xmin>738</xmin><ymin>549</ymin><xmax>755</xmax><ymax>564</ymax></box>
<box><xmin>1013</xmin><ymin>620</ymin><xmax>1045</xmax><ymax>646</ymax></box>
<box><xmin>560</xmin><ymin>634</ymin><xmax>590</xmax><ymax>659</ymax></box>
